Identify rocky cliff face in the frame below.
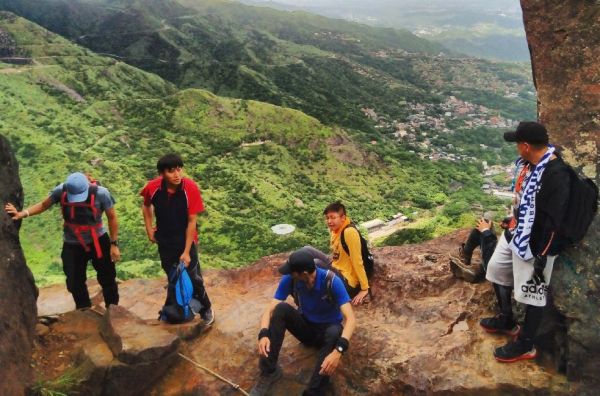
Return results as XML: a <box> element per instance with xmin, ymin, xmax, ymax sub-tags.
<box><xmin>0</xmin><ymin>135</ymin><xmax>38</xmax><ymax>395</ymax></box>
<box><xmin>521</xmin><ymin>0</ymin><xmax>600</xmax><ymax>385</ymax></box>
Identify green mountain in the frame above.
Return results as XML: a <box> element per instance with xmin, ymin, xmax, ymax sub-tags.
<box><xmin>0</xmin><ymin>12</ymin><xmax>504</xmax><ymax>285</ymax></box>
<box><xmin>242</xmin><ymin>0</ymin><xmax>531</xmax><ymax>62</ymax></box>
<box><xmin>0</xmin><ymin>0</ymin><xmax>535</xmax><ymax>132</ymax></box>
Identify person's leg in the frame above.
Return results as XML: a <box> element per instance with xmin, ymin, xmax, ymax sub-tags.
<box><xmin>304</xmin><ymin>323</ymin><xmax>343</xmax><ymax>395</ymax></box>
<box><xmin>479</xmin><ymin>231</ymin><xmax>498</xmax><ymax>272</ymax></box>
<box><xmin>187</xmin><ymin>243</ymin><xmax>211</xmax><ymax>312</ymax></box>
<box><xmin>481</xmin><ymin>234</ymin><xmax>518</xmax><ymax>334</ymax></box>
<box><xmin>494</xmin><ymin>303</ymin><xmax>541</xmax><ymax>362</ymax></box>
<box><xmin>461</xmin><ymin>228</ymin><xmax>481</xmax><ymax>265</ymax></box>
<box><xmin>494</xmin><ymin>254</ymin><xmax>558</xmax><ymax>362</ymax></box>
<box><xmin>157</xmin><ymin>243</ymin><xmax>179</xmax><ymax>275</ymax></box>
<box><xmin>301</xmin><ymin>246</ymin><xmax>332</xmax><ymax>269</ymax></box>
<box><xmin>519</xmin><ymin>304</ymin><xmax>544</xmax><ymax>347</ymax></box>
<box><xmin>487</xmin><ymin>283</ymin><xmax>517</xmax><ymax>330</ymax></box>
<box><xmin>61</xmin><ymin>243</ymin><xmax>92</xmax><ymax>309</ymax></box>
<box><xmin>90</xmin><ymin>233</ymin><xmax>119</xmax><ymax>306</ymax></box>
<box><xmin>157</xmin><ymin>243</ymin><xmax>180</xmax><ymax>306</ymax></box>
<box><xmin>259</xmin><ymin>302</ymin><xmax>315</xmax><ymax>374</ymax></box>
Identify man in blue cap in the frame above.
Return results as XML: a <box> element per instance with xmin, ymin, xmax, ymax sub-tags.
<box><xmin>249</xmin><ymin>248</ymin><xmax>356</xmax><ymax>396</ymax></box>
<box><xmin>5</xmin><ymin>172</ymin><xmax>120</xmax><ymax>309</ymax></box>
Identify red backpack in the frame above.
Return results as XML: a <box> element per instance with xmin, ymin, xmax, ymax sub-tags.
<box><xmin>60</xmin><ymin>183</ymin><xmax>103</xmax><ymax>258</ymax></box>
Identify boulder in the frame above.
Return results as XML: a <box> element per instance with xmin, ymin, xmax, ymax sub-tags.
<box><xmin>35</xmin><ymin>306</ymin><xmax>184</xmax><ymax>396</ymax></box>
<box><xmin>100</xmin><ymin>305</ymin><xmax>180</xmax><ymax>365</ymax></box>
<box><xmin>0</xmin><ymin>135</ymin><xmax>38</xmax><ymax>395</ymax></box>
<box><xmin>520</xmin><ymin>0</ymin><xmax>600</xmax><ymax>385</ymax></box>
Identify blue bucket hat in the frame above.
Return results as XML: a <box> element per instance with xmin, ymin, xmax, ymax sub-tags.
<box><xmin>65</xmin><ymin>172</ymin><xmax>89</xmax><ymax>203</ymax></box>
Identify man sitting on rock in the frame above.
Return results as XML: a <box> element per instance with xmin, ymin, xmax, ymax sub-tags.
<box><xmin>5</xmin><ymin>172</ymin><xmax>120</xmax><ymax>309</ymax></box>
<box><xmin>250</xmin><ymin>249</ymin><xmax>356</xmax><ymax>396</ymax></box>
<box><xmin>480</xmin><ymin>122</ymin><xmax>571</xmax><ymax>362</ymax></box>
<box><xmin>324</xmin><ymin>201</ymin><xmax>370</xmax><ymax>304</ymax></box>
<box><xmin>451</xmin><ymin>214</ymin><xmax>510</xmax><ymax>283</ymax></box>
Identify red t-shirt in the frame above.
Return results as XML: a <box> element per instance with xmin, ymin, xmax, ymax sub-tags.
<box><xmin>140</xmin><ymin>177</ymin><xmax>204</xmax><ymax>242</ymax></box>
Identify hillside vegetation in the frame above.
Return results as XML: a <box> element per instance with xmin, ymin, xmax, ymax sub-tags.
<box><xmin>0</xmin><ymin>12</ymin><xmax>505</xmax><ymax>285</ymax></box>
<box><xmin>0</xmin><ymin>0</ymin><xmax>535</xmax><ymax>132</ymax></box>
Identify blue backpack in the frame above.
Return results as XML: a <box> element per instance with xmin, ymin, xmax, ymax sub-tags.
<box><xmin>159</xmin><ymin>262</ymin><xmax>194</xmax><ymax>324</ymax></box>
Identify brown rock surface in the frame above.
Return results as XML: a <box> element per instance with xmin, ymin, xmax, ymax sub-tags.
<box><xmin>100</xmin><ymin>305</ymin><xmax>180</xmax><ymax>365</ymax></box>
<box><xmin>36</xmin><ymin>231</ymin><xmax>579</xmax><ymax>394</ymax></box>
<box><xmin>520</xmin><ymin>0</ymin><xmax>600</xmax><ymax>385</ymax></box>
<box><xmin>0</xmin><ymin>135</ymin><xmax>38</xmax><ymax>395</ymax></box>
<box><xmin>33</xmin><ymin>306</ymin><xmax>189</xmax><ymax>396</ymax></box>
<box><xmin>146</xmin><ymin>231</ymin><xmax>573</xmax><ymax>395</ymax></box>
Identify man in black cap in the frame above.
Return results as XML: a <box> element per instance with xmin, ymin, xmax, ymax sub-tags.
<box><xmin>479</xmin><ymin>121</ymin><xmax>571</xmax><ymax>362</ymax></box>
<box><xmin>249</xmin><ymin>249</ymin><xmax>356</xmax><ymax>395</ymax></box>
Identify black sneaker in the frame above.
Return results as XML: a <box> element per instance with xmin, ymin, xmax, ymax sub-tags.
<box><xmin>480</xmin><ymin>314</ymin><xmax>520</xmax><ymax>336</ymax></box>
<box><xmin>494</xmin><ymin>339</ymin><xmax>537</xmax><ymax>363</ymax></box>
<box><xmin>249</xmin><ymin>366</ymin><xmax>283</xmax><ymax>396</ymax></box>
<box><xmin>200</xmin><ymin>308</ymin><xmax>215</xmax><ymax>326</ymax></box>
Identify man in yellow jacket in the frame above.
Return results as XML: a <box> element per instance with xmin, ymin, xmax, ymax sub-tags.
<box><xmin>324</xmin><ymin>201</ymin><xmax>370</xmax><ymax>305</ymax></box>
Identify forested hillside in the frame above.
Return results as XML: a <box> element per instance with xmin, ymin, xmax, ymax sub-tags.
<box><xmin>0</xmin><ymin>12</ymin><xmax>504</xmax><ymax>284</ymax></box>
<box><xmin>0</xmin><ymin>0</ymin><xmax>535</xmax><ymax>132</ymax></box>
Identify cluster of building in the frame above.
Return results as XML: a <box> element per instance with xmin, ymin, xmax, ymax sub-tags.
<box><xmin>361</xmin><ymin>96</ymin><xmax>518</xmax><ymax>163</ymax></box>
<box><xmin>360</xmin><ymin>212</ymin><xmax>410</xmax><ymax>233</ymax></box>
<box><xmin>481</xmin><ymin>163</ymin><xmax>514</xmax><ymax>199</ymax></box>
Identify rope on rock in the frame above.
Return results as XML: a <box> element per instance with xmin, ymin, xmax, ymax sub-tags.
<box><xmin>178</xmin><ymin>352</ymin><xmax>249</xmax><ymax>396</ymax></box>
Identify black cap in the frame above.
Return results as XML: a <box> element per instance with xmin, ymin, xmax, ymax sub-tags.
<box><xmin>278</xmin><ymin>249</ymin><xmax>316</xmax><ymax>275</ymax></box>
<box><xmin>504</xmin><ymin>121</ymin><xmax>549</xmax><ymax>145</ymax></box>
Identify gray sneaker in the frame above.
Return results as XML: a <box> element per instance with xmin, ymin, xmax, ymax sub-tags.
<box><xmin>249</xmin><ymin>366</ymin><xmax>283</xmax><ymax>396</ymax></box>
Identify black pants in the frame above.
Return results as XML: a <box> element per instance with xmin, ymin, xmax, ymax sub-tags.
<box><xmin>463</xmin><ymin>229</ymin><xmax>498</xmax><ymax>272</ymax></box>
<box><xmin>157</xmin><ymin>242</ymin><xmax>211</xmax><ymax>312</ymax></box>
<box><xmin>260</xmin><ymin>302</ymin><xmax>342</xmax><ymax>394</ymax></box>
<box><xmin>300</xmin><ymin>245</ymin><xmax>361</xmax><ymax>298</ymax></box>
<box><xmin>61</xmin><ymin>233</ymin><xmax>119</xmax><ymax>309</ymax></box>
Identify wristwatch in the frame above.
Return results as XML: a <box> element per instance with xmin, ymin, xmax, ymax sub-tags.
<box><xmin>110</xmin><ymin>240</ymin><xmax>119</xmax><ymax>247</ymax></box>
<box><xmin>335</xmin><ymin>337</ymin><xmax>349</xmax><ymax>354</ymax></box>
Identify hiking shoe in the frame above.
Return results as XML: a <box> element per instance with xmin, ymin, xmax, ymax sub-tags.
<box><xmin>249</xmin><ymin>366</ymin><xmax>283</xmax><ymax>396</ymax></box>
<box><xmin>200</xmin><ymin>308</ymin><xmax>215</xmax><ymax>326</ymax></box>
<box><xmin>450</xmin><ymin>257</ymin><xmax>484</xmax><ymax>283</ymax></box>
<box><xmin>480</xmin><ymin>314</ymin><xmax>520</xmax><ymax>336</ymax></box>
<box><xmin>494</xmin><ymin>339</ymin><xmax>537</xmax><ymax>363</ymax></box>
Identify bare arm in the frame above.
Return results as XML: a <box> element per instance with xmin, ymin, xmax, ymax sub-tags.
<box><xmin>4</xmin><ymin>196</ymin><xmax>53</xmax><ymax>220</ymax></box>
<box><xmin>339</xmin><ymin>302</ymin><xmax>356</xmax><ymax>341</ymax></box>
<box><xmin>141</xmin><ymin>204</ymin><xmax>155</xmax><ymax>243</ymax></box>
<box><xmin>179</xmin><ymin>213</ymin><xmax>197</xmax><ymax>267</ymax></box>
<box><xmin>105</xmin><ymin>207</ymin><xmax>121</xmax><ymax>262</ymax></box>
<box><xmin>257</xmin><ymin>299</ymin><xmax>282</xmax><ymax>358</ymax></box>
<box><xmin>320</xmin><ymin>302</ymin><xmax>356</xmax><ymax>375</ymax></box>
<box><xmin>105</xmin><ymin>207</ymin><xmax>119</xmax><ymax>241</ymax></box>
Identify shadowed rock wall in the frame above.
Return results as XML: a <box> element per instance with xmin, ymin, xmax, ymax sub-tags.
<box><xmin>0</xmin><ymin>135</ymin><xmax>38</xmax><ymax>395</ymax></box>
<box><xmin>521</xmin><ymin>0</ymin><xmax>600</xmax><ymax>384</ymax></box>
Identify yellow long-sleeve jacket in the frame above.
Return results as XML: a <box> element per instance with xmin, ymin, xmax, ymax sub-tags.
<box><xmin>330</xmin><ymin>218</ymin><xmax>369</xmax><ymax>291</ymax></box>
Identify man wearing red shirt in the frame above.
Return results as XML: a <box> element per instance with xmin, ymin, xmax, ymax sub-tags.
<box><xmin>140</xmin><ymin>154</ymin><xmax>213</xmax><ymax>324</ymax></box>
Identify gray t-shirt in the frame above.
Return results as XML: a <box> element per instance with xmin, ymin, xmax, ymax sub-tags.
<box><xmin>49</xmin><ymin>184</ymin><xmax>115</xmax><ymax>244</ymax></box>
